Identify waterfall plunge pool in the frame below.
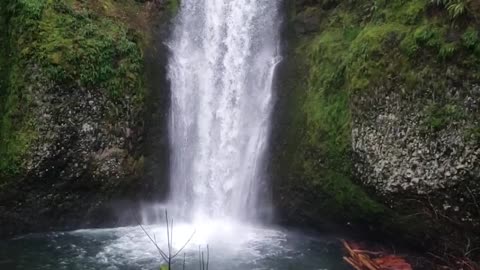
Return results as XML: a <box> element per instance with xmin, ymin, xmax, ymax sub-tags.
<box><xmin>0</xmin><ymin>221</ymin><xmax>349</xmax><ymax>270</ymax></box>
<box><xmin>0</xmin><ymin>1</ymin><xmax>348</xmax><ymax>269</ymax></box>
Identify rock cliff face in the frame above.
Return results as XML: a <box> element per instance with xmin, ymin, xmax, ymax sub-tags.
<box><xmin>353</xmin><ymin>84</ymin><xmax>480</xmax><ymax>202</ymax></box>
<box><xmin>272</xmin><ymin>0</ymin><xmax>480</xmax><ymax>259</ymax></box>
<box><xmin>351</xmin><ymin>68</ymin><xmax>480</xmax><ymax>255</ymax></box>
<box><xmin>1</xmin><ymin>0</ymin><xmax>478</xmax><ymax>261</ymax></box>
<box><xmin>0</xmin><ymin>0</ymin><xmax>171</xmax><ymax>237</ymax></box>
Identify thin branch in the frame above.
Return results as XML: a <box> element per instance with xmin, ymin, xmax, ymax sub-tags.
<box><xmin>466</xmin><ymin>186</ymin><xmax>480</xmax><ymax>217</ymax></box>
<box><xmin>427</xmin><ymin>195</ymin><xmax>439</xmax><ymax>220</ymax></box>
<box><xmin>165</xmin><ymin>209</ymin><xmax>172</xmax><ymax>269</ymax></box>
<box><xmin>183</xmin><ymin>253</ymin><xmax>186</xmax><ymax>270</ymax></box>
<box><xmin>206</xmin><ymin>245</ymin><xmax>210</xmax><ymax>270</ymax></box>
<box><xmin>137</xmin><ymin>209</ymin><xmax>198</xmax><ymax>269</ymax></box>
<box><xmin>139</xmin><ymin>223</ymin><xmax>169</xmax><ymax>262</ymax></box>
<box><xmin>165</xmin><ymin>210</ymin><xmax>171</xmax><ymax>256</ymax></box>
<box><xmin>465</xmin><ymin>247</ymin><xmax>480</xmax><ymax>257</ymax></box>
<box><xmin>171</xmin><ymin>218</ymin><xmax>174</xmax><ymax>256</ymax></box>
<box><xmin>198</xmin><ymin>246</ymin><xmax>202</xmax><ymax>270</ymax></box>
<box><xmin>134</xmin><ymin>212</ymin><xmax>169</xmax><ymax>262</ymax></box>
<box><xmin>427</xmin><ymin>252</ymin><xmax>451</xmax><ymax>266</ymax></box>
<box><xmin>172</xmin><ymin>229</ymin><xmax>197</xmax><ymax>259</ymax></box>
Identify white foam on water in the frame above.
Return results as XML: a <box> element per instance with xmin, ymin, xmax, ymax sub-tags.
<box><xmin>72</xmin><ymin>222</ymin><xmax>290</xmax><ymax>269</ymax></box>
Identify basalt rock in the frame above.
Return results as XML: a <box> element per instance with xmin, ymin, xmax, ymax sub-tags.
<box><xmin>273</xmin><ymin>0</ymin><xmax>480</xmax><ymax>260</ymax></box>
<box><xmin>0</xmin><ymin>64</ymin><xmax>144</xmax><ymax>238</ymax></box>
<box><xmin>0</xmin><ymin>0</ymin><xmax>170</xmax><ymax>237</ymax></box>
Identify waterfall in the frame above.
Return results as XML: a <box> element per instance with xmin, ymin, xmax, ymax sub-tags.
<box><xmin>167</xmin><ymin>0</ymin><xmax>282</xmax><ymax>222</ymax></box>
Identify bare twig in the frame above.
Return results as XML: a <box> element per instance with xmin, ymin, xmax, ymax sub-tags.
<box><xmin>137</xmin><ymin>210</ymin><xmax>197</xmax><ymax>270</ymax></box>
<box><xmin>206</xmin><ymin>245</ymin><xmax>210</xmax><ymax>270</ymax></box>
<box><xmin>165</xmin><ymin>210</ymin><xmax>172</xmax><ymax>269</ymax></box>
<box><xmin>466</xmin><ymin>186</ymin><xmax>480</xmax><ymax>217</ymax></box>
<box><xmin>172</xmin><ymin>229</ymin><xmax>197</xmax><ymax>259</ymax></box>
<box><xmin>182</xmin><ymin>253</ymin><xmax>186</xmax><ymax>270</ymax></box>
<box><xmin>427</xmin><ymin>252</ymin><xmax>451</xmax><ymax>266</ymax></box>
<box><xmin>427</xmin><ymin>195</ymin><xmax>439</xmax><ymax>220</ymax></box>
<box><xmin>465</xmin><ymin>247</ymin><xmax>480</xmax><ymax>257</ymax></box>
<box><xmin>139</xmin><ymin>223</ymin><xmax>169</xmax><ymax>262</ymax></box>
<box><xmin>198</xmin><ymin>246</ymin><xmax>201</xmax><ymax>270</ymax></box>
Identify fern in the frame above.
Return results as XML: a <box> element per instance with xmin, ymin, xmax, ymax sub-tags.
<box><xmin>439</xmin><ymin>43</ymin><xmax>457</xmax><ymax>59</ymax></box>
<box><xmin>430</xmin><ymin>0</ymin><xmax>471</xmax><ymax>19</ymax></box>
<box><xmin>447</xmin><ymin>1</ymin><xmax>468</xmax><ymax>18</ymax></box>
<box><xmin>462</xmin><ymin>27</ymin><xmax>479</xmax><ymax>49</ymax></box>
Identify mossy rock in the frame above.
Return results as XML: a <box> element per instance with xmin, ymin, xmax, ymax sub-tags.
<box><xmin>0</xmin><ymin>0</ymin><xmax>147</xmax><ymax>179</ymax></box>
<box><xmin>273</xmin><ymin>0</ymin><xmax>480</xmax><ymax>259</ymax></box>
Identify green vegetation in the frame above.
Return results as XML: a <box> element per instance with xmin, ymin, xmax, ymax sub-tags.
<box><xmin>465</xmin><ymin>126</ymin><xmax>480</xmax><ymax>142</ymax></box>
<box><xmin>283</xmin><ymin>0</ymin><xmax>480</xmax><ymax>224</ymax></box>
<box><xmin>430</xmin><ymin>0</ymin><xmax>471</xmax><ymax>19</ymax></box>
<box><xmin>0</xmin><ymin>0</ymin><xmax>147</xmax><ymax>179</ymax></box>
<box><xmin>21</xmin><ymin>0</ymin><xmax>145</xmax><ymax>97</ymax></box>
<box><xmin>282</xmin><ymin>26</ymin><xmax>384</xmax><ymax>223</ymax></box>
<box><xmin>0</xmin><ymin>2</ymin><xmax>9</xmax><ymax>98</ymax></box>
<box><xmin>424</xmin><ymin>103</ymin><xmax>465</xmax><ymax>131</ymax></box>
<box><xmin>298</xmin><ymin>27</ymin><xmax>386</xmax><ymax>220</ymax></box>
<box><xmin>166</xmin><ymin>0</ymin><xmax>180</xmax><ymax>15</ymax></box>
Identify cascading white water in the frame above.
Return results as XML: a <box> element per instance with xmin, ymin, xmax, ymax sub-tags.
<box><xmin>167</xmin><ymin>0</ymin><xmax>282</xmax><ymax>222</ymax></box>
<box><xmin>0</xmin><ymin>3</ymin><xmax>347</xmax><ymax>269</ymax></box>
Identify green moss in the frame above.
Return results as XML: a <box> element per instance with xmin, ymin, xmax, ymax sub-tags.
<box><xmin>347</xmin><ymin>24</ymin><xmax>408</xmax><ymax>91</ymax></box>
<box><xmin>285</xmin><ymin>25</ymin><xmax>389</xmax><ymax>223</ymax></box>
<box><xmin>413</xmin><ymin>24</ymin><xmax>443</xmax><ymax>47</ymax></box>
<box><xmin>424</xmin><ymin>103</ymin><xmax>465</xmax><ymax>131</ymax></box>
<box><xmin>283</xmin><ymin>0</ymin><xmax>480</xmax><ymax>227</ymax></box>
<box><xmin>0</xmin><ymin>0</ymin><xmax>45</xmax><ymax>177</ymax></box>
<box><xmin>0</xmin><ymin>1</ymin><xmax>10</xmax><ymax>100</ymax></box>
<box><xmin>303</xmin><ymin>30</ymin><xmax>351</xmax><ymax>153</ymax></box>
<box><xmin>0</xmin><ymin>0</ymin><xmax>146</xmax><ymax>180</ymax></box>
<box><xmin>37</xmin><ymin>0</ymin><xmax>144</xmax><ymax>98</ymax></box>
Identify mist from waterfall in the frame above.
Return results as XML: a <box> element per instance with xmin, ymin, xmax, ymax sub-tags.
<box><xmin>166</xmin><ymin>0</ymin><xmax>282</xmax><ymax>223</ymax></box>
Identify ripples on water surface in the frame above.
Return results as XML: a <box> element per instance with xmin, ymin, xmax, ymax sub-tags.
<box><xmin>1</xmin><ymin>221</ymin><xmax>348</xmax><ymax>270</ymax></box>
